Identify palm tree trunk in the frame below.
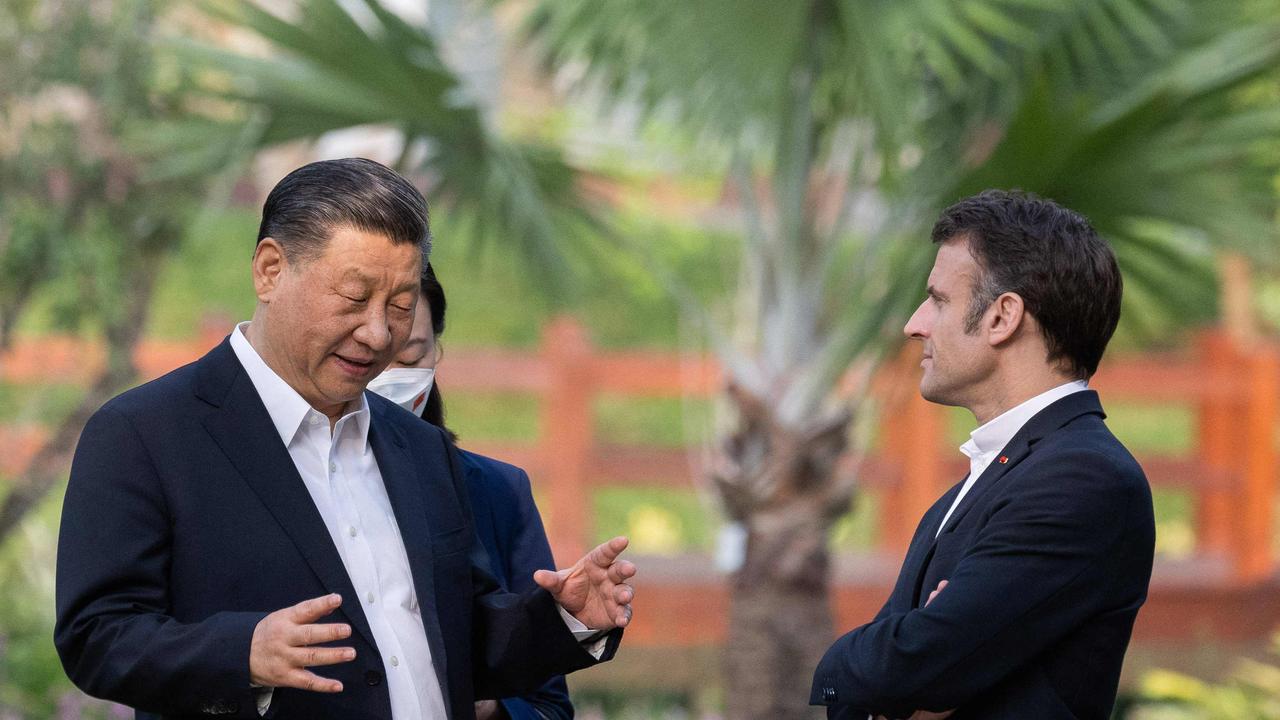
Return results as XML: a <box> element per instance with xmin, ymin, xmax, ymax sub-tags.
<box><xmin>724</xmin><ymin>503</ymin><xmax>834</xmax><ymax>720</ymax></box>
<box><xmin>714</xmin><ymin>385</ymin><xmax>853</xmax><ymax>720</ymax></box>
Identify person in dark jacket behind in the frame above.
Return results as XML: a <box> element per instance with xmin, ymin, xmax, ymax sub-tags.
<box><xmin>368</xmin><ymin>261</ymin><xmax>573</xmax><ymax>720</ymax></box>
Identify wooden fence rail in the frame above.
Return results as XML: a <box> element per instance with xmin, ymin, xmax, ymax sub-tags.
<box><xmin>3</xmin><ymin>317</ymin><xmax>1279</xmax><ymax>645</ymax></box>
<box><xmin>447</xmin><ymin>318</ymin><xmax>1280</xmax><ymax>585</ymax></box>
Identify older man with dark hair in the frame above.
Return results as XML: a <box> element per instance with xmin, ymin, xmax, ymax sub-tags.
<box><xmin>55</xmin><ymin>158</ymin><xmax>635</xmax><ymax>720</ymax></box>
<box><xmin>811</xmin><ymin>190</ymin><xmax>1155</xmax><ymax>720</ymax></box>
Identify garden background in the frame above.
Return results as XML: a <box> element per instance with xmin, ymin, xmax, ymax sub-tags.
<box><xmin>5</xmin><ymin>0</ymin><xmax>1280</xmax><ymax>718</ymax></box>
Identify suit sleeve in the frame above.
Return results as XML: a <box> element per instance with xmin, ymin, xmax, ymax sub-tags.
<box><xmin>55</xmin><ymin>405</ymin><xmax>267</xmax><ymax>718</ymax></box>
<box><xmin>496</xmin><ymin>467</ymin><xmax>574</xmax><ymax>720</ymax></box>
<box><xmin>810</xmin><ymin>449</ymin><xmax>1152</xmax><ymax>718</ymax></box>
<box><xmin>439</xmin><ymin>443</ymin><xmax>619</xmax><ymax>702</ymax></box>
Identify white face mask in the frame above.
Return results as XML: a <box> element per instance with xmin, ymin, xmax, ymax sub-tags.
<box><xmin>366</xmin><ymin>367</ymin><xmax>436</xmax><ymax>415</ymax></box>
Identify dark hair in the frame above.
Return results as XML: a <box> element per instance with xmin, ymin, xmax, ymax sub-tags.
<box><xmin>421</xmin><ymin>261</ymin><xmax>447</xmax><ymax>338</ymax></box>
<box><xmin>257</xmin><ymin>158</ymin><xmax>431</xmax><ymax>262</ymax></box>
<box><xmin>931</xmin><ymin>189</ymin><xmax>1122</xmax><ymax>379</ymax></box>
<box><xmin>419</xmin><ymin>262</ymin><xmax>456</xmax><ymax>441</ymax></box>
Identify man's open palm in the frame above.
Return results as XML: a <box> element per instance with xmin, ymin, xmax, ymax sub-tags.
<box><xmin>533</xmin><ymin>536</ymin><xmax>636</xmax><ymax>629</ymax></box>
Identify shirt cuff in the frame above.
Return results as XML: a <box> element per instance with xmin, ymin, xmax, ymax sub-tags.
<box><xmin>253</xmin><ymin>687</ymin><xmax>273</xmax><ymax>716</ymax></box>
<box><xmin>556</xmin><ymin>604</ymin><xmax>609</xmax><ymax>659</ymax></box>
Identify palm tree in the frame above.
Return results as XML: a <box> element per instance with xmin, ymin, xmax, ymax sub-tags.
<box><xmin>186</xmin><ymin>1</ymin><xmax>1280</xmax><ymax>717</ymax></box>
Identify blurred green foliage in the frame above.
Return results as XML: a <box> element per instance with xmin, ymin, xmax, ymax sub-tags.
<box><xmin>0</xmin><ymin>0</ymin><xmax>233</xmax><ymax>347</ymax></box>
<box><xmin>1125</xmin><ymin>633</ymin><xmax>1280</xmax><ymax>719</ymax></box>
<box><xmin>0</xmin><ymin>500</ymin><xmax>63</xmax><ymax>717</ymax></box>
<box><xmin>0</xmin><ymin>0</ymin><xmax>242</xmax><ymax>714</ymax></box>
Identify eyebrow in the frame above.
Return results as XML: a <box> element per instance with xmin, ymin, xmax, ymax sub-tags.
<box><xmin>394</xmin><ymin>336</ymin><xmax>429</xmax><ymax>363</ymax></box>
<box><xmin>926</xmin><ymin>285</ymin><xmax>948</xmax><ymax>302</ymax></box>
<box><xmin>339</xmin><ymin>268</ymin><xmax>418</xmax><ymax>295</ymax></box>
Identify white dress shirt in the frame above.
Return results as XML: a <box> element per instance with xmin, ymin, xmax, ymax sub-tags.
<box><xmin>232</xmin><ymin>325</ymin><xmax>448</xmax><ymax>719</ymax></box>
<box><xmin>936</xmin><ymin>380</ymin><xmax>1089</xmax><ymax>537</ymax></box>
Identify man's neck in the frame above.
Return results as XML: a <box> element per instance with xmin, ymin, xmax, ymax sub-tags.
<box><xmin>967</xmin><ymin>368</ymin><xmax>1080</xmax><ymax>426</ymax></box>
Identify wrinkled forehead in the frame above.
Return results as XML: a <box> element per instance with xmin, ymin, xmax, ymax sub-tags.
<box><xmin>317</xmin><ymin>226</ymin><xmax>423</xmax><ymax>292</ymax></box>
<box><xmin>333</xmin><ymin>264</ymin><xmax>420</xmax><ymax>295</ymax></box>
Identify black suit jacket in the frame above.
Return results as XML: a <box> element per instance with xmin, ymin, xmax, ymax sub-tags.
<box><xmin>811</xmin><ymin>391</ymin><xmax>1155</xmax><ymax>719</ymax></box>
<box><xmin>55</xmin><ymin>338</ymin><xmax>618</xmax><ymax>719</ymax></box>
<box><xmin>461</xmin><ymin>449</ymin><xmax>573</xmax><ymax>720</ymax></box>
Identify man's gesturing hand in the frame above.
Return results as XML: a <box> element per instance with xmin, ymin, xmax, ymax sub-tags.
<box><xmin>250</xmin><ymin>593</ymin><xmax>356</xmax><ymax>692</ymax></box>
<box><xmin>533</xmin><ymin>536</ymin><xmax>636</xmax><ymax>630</ymax></box>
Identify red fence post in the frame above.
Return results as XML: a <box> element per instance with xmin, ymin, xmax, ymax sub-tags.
<box><xmin>878</xmin><ymin>346</ymin><xmax>946</xmax><ymax>556</ymax></box>
<box><xmin>539</xmin><ymin>317</ymin><xmax>595</xmax><ymax>565</ymax></box>
<box><xmin>1234</xmin><ymin>343</ymin><xmax>1278</xmax><ymax>581</ymax></box>
<box><xmin>1196</xmin><ymin>331</ymin><xmax>1236</xmax><ymax>559</ymax></box>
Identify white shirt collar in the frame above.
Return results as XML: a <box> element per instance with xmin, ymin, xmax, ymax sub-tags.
<box><xmin>229</xmin><ymin>322</ymin><xmax>370</xmax><ymax>447</ymax></box>
<box><xmin>959</xmin><ymin>379</ymin><xmax>1089</xmax><ymax>461</ymax></box>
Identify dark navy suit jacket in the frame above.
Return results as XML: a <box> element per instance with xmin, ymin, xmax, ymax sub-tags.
<box><xmin>460</xmin><ymin>449</ymin><xmax>573</xmax><ymax>720</ymax></box>
<box><xmin>811</xmin><ymin>391</ymin><xmax>1155</xmax><ymax>720</ymax></box>
<box><xmin>54</xmin><ymin>338</ymin><xmax>618</xmax><ymax>719</ymax></box>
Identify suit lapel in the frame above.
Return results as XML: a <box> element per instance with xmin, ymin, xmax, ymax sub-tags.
<box><xmin>933</xmin><ymin>390</ymin><xmax>1106</xmax><ymax>537</ymax></box>
<box><xmin>898</xmin><ymin>481</ymin><xmax>962</xmax><ymax>608</ymax></box>
<box><xmin>366</xmin><ymin>401</ymin><xmax>452</xmax><ymax>711</ymax></box>
<box><xmin>196</xmin><ymin>339</ymin><xmax>377</xmax><ymax>651</ymax></box>
<box><xmin>932</xmin><ymin>439</ymin><xmax>1032</xmax><ymax>539</ymax></box>
<box><xmin>910</xmin><ymin>391</ymin><xmax>1107</xmax><ymax>602</ymax></box>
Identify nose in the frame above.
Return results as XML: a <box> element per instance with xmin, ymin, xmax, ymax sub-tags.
<box><xmin>352</xmin><ymin>307</ymin><xmax>393</xmax><ymax>353</ymax></box>
<box><xmin>903</xmin><ymin>300</ymin><xmax>929</xmax><ymax>340</ymax></box>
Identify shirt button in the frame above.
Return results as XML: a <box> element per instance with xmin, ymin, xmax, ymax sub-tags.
<box><xmin>390</xmin><ymin>656</ymin><xmax>399</xmax><ymax>667</ymax></box>
<box><xmin>329</xmin><ymin>462</ymin><xmax>337</xmax><ymax>473</ymax></box>
<box><xmin>366</xmin><ymin>591</ymin><xmax>375</xmax><ymax>604</ymax></box>
<box><xmin>348</xmin><ymin>526</ymin><xmax>357</xmax><ymax>538</ymax></box>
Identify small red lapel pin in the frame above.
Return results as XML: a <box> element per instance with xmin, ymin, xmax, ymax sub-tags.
<box><xmin>998</xmin><ymin>456</ymin><xmax>1009</xmax><ymax>464</ymax></box>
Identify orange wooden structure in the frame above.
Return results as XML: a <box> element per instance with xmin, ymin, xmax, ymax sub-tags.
<box><xmin>2</xmin><ymin>317</ymin><xmax>1279</xmax><ymax>646</ymax></box>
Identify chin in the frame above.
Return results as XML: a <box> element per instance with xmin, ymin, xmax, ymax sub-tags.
<box><xmin>317</xmin><ymin>378</ymin><xmax>368</xmax><ymax>407</ymax></box>
<box><xmin>918</xmin><ymin>381</ymin><xmax>955</xmax><ymax>408</ymax></box>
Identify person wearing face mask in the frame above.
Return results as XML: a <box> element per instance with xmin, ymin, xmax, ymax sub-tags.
<box><xmin>368</xmin><ymin>262</ymin><xmax>573</xmax><ymax>720</ymax></box>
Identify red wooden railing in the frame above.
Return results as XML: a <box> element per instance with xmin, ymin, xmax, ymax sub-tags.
<box><xmin>3</xmin><ymin>317</ymin><xmax>1278</xmax><ymax>644</ymax></box>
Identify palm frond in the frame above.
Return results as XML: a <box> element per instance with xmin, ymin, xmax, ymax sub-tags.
<box><xmin>170</xmin><ymin>0</ymin><xmax>598</xmax><ymax>286</ymax></box>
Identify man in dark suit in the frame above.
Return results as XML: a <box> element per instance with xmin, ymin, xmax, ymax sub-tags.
<box><xmin>811</xmin><ymin>190</ymin><xmax>1155</xmax><ymax>720</ymax></box>
<box><xmin>55</xmin><ymin>158</ymin><xmax>636</xmax><ymax>720</ymax></box>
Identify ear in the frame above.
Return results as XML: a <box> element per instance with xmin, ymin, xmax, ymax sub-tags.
<box><xmin>252</xmin><ymin>238</ymin><xmax>288</xmax><ymax>302</ymax></box>
<box><xmin>986</xmin><ymin>292</ymin><xmax>1026</xmax><ymax>347</ymax></box>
